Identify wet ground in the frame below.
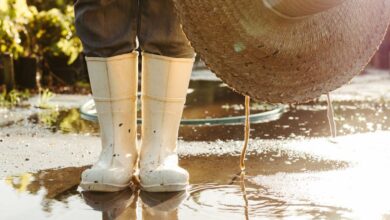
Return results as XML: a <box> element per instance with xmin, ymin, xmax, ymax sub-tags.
<box><xmin>0</xmin><ymin>68</ymin><xmax>390</xmax><ymax>219</ymax></box>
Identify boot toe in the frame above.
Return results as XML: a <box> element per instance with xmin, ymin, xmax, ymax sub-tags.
<box><xmin>140</xmin><ymin>166</ymin><xmax>189</xmax><ymax>192</ymax></box>
<box><xmin>81</xmin><ymin>167</ymin><xmax>132</xmax><ymax>192</ymax></box>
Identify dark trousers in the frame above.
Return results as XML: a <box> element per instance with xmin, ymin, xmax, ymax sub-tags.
<box><xmin>74</xmin><ymin>0</ymin><xmax>195</xmax><ymax>58</ymax></box>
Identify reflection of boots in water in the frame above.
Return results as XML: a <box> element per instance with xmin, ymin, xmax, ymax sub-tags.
<box><xmin>140</xmin><ymin>190</ymin><xmax>188</xmax><ymax>220</ymax></box>
<box><xmin>82</xmin><ymin>188</ymin><xmax>137</xmax><ymax>220</ymax></box>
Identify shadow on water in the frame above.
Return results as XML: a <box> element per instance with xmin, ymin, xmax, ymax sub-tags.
<box><xmin>1</xmin><ymin>150</ymin><xmax>354</xmax><ymax>220</ymax></box>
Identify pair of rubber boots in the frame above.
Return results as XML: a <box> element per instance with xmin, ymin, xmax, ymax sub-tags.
<box><xmin>80</xmin><ymin>52</ymin><xmax>194</xmax><ymax>192</ymax></box>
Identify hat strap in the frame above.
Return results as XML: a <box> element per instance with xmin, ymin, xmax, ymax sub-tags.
<box><xmin>263</xmin><ymin>0</ymin><xmax>346</xmax><ymax>19</ymax></box>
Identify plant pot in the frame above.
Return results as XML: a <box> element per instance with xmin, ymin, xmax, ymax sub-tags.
<box><xmin>0</xmin><ymin>53</ymin><xmax>16</xmax><ymax>91</ymax></box>
<box><xmin>13</xmin><ymin>57</ymin><xmax>37</xmax><ymax>89</ymax></box>
<box><xmin>45</xmin><ymin>55</ymin><xmax>88</xmax><ymax>86</ymax></box>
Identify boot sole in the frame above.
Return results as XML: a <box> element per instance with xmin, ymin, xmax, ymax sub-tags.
<box><xmin>141</xmin><ymin>183</ymin><xmax>188</xmax><ymax>192</ymax></box>
<box><xmin>80</xmin><ymin>182</ymin><xmax>130</xmax><ymax>192</ymax></box>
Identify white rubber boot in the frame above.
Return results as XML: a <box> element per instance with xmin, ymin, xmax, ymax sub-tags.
<box><xmin>140</xmin><ymin>53</ymin><xmax>194</xmax><ymax>192</ymax></box>
<box><xmin>80</xmin><ymin>53</ymin><xmax>139</xmax><ymax>192</ymax></box>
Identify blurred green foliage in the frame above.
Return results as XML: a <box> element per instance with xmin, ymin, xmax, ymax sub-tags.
<box><xmin>0</xmin><ymin>18</ymin><xmax>24</xmax><ymax>58</ymax></box>
<box><xmin>0</xmin><ymin>0</ymin><xmax>28</xmax><ymax>58</ymax></box>
<box><xmin>0</xmin><ymin>88</ymin><xmax>30</xmax><ymax>108</ymax></box>
<box><xmin>27</xmin><ymin>0</ymin><xmax>74</xmax><ymax>13</ymax></box>
<box><xmin>36</xmin><ymin>88</ymin><xmax>55</xmax><ymax>109</ymax></box>
<box><xmin>0</xmin><ymin>0</ymin><xmax>82</xmax><ymax>64</ymax></box>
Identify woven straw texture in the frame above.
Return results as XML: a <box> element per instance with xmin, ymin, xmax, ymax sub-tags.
<box><xmin>174</xmin><ymin>0</ymin><xmax>390</xmax><ymax>103</ymax></box>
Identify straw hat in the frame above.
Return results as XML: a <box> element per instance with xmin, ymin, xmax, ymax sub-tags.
<box><xmin>174</xmin><ymin>0</ymin><xmax>390</xmax><ymax>103</ymax></box>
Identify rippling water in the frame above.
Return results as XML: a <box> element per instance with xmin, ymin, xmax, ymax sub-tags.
<box><xmin>1</xmin><ymin>132</ymin><xmax>390</xmax><ymax>219</ymax></box>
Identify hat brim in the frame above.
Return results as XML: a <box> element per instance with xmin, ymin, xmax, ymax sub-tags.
<box><xmin>174</xmin><ymin>0</ymin><xmax>390</xmax><ymax>103</ymax></box>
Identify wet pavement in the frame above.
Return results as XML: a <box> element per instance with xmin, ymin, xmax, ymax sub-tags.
<box><xmin>1</xmin><ymin>132</ymin><xmax>390</xmax><ymax>219</ymax></box>
<box><xmin>0</xmin><ymin>68</ymin><xmax>390</xmax><ymax>219</ymax></box>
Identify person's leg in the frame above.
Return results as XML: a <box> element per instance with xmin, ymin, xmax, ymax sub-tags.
<box><xmin>74</xmin><ymin>0</ymin><xmax>139</xmax><ymax>191</ymax></box>
<box><xmin>138</xmin><ymin>0</ymin><xmax>195</xmax><ymax>192</ymax></box>
<box><xmin>74</xmin><ymin>0</ymin><xmax>138</xmax><ymax>57</ymax></box>
<box><xmin>138</xmin><ymin>0</ymin><xmax>195</xmax><ymax>59</ymax></box>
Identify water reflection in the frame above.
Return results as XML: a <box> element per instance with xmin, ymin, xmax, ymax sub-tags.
<box><xmin>181</xmin><ymin>100</ymin><xmax>390</xmax><ymax>141</ymax></box>
<box><xmin>25</xmin><ymin>99</ymin><xmax>390</xmax><ymax>143</ymax></box>
<box><xmin>239</xmin><ymin>172</ymin><xmax>249</xmax><ymax>220</ymax></box>
<box><xmin>17</xmin><ymin>80</ymin><xmax>389</xmax><ymax>143</ymax></box>
<box><xmin>3</xmin><ymin>166</ymin><xmax>187</xmax><ymax>220</ymax></box>
<box><xmin>5</xmin><ymin>166</ymin><xmax>85</xmax><ymax>199</ymax></box>
<box><xmin>140</xmin><ymin>191</ymin><xmax>188</xmax><ymax>220</ymax></box>
<box><xmin>82</xmin><ymin>189</ymin><xmax>137</xmax><ymax>220</ymax></box>
<box><xmin>27</xmin><ymin>93</ymin><xmax>390</xmax><ymax>143</ymax></box>
<box><xmin>28</xmin><ymin>108</ymin><xmax>98</xmax><ymax>134</ymax></box>
<box><xmin>4</xmin><ymin>134</ymin><xmax>389</xmax><ymax>219</ymax></box>
<box><xmin>82</xmin><ymin>189</ymin><xmax>188</xmax><ymax>220</ymax></box>
<box><xmin>185</xmin><ymin>183</ymin><xmax>351</xmax><ymax>219</ymax></box>
<box><xmin>1</xmin><ymin>148</ymin><xmax>354</xmax><ymax>219</ymax></box>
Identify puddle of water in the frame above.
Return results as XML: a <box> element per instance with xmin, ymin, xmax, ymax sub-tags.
<box><xmin>0</xmin><ymin>150</ymin><xmax>347</xmax><ymax>220</ymax></box>
<box><xmin>2</xmin><ymin>80</ymin><xmax>389</xmax><ymax>219</ymax></box>
<box><xmin>181</xmin><ymin>100</ymin><xmax>390</xmax><ymax>141</ymax></box>
<box><xmin>21</xmin><ymin>81</ymin><xmax>390</xmax><ymax>142</ymax></box>
<box><xmin>2</xmin><ymin>134</ymin><xmax>390</xmax><ymax>220</ymax></box>
<box><xmin>28</xmin><ymin>108</ymin><xmax>99</xmax><ymax>134</ymax></box>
